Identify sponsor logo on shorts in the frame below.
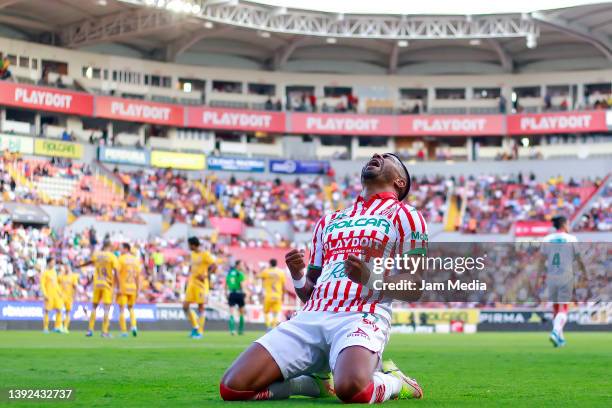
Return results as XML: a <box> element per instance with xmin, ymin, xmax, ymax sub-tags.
<box><xmin>361</xmin><ymin>317</ymin><xmax>380</xmax><ymax>332</ymax></box>
<box><xmin>348</xmin><ymin>327</ymin><xmax>370</xmax><ymax>340</ymax></box>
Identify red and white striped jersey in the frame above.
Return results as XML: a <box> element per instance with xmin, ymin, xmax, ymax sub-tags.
<box><xmin>302</xmin><ymin>191</ymin><xmax>428</xmax><ymax>322</ymax></box>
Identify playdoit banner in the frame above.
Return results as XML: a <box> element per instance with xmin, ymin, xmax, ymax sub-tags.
<box><xmin>34</xmin><ymin>139</ymin><xmax>82</xmax><ymax>159</ymax></box>
<box><xmin>392</xmin><ymin>308</ymin><xmax>480</xmax><ymax>325</ymax></box>
<box><xmin>150</xmin><ymin>150</ymin><xmax>206</xmax><ymax>170</ymax></box>
<box><xmin>0</xmin><ymin>134</ymin><xmax>34</xmax><ymax>154</ymax></box>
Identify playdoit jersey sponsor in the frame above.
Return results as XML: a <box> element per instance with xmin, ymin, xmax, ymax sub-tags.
<box><xmin>304</xmin><ymin>192</ymin><xmax>427</xmax><ymax>322</ymax></box>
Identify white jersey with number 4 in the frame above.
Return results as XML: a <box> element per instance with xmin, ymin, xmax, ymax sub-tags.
<box><xmin>541</xmin><ymin>232</ymin><xmax>578</xmax><ymax>283</ymax></box>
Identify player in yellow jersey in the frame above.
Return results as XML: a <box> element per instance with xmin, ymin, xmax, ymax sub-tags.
<box><xmin>41</xmin><ymin>257</ymin><xmax>63</xmax><ymax>333</ymax></box>
<box><xmin>58</xmin><ymin>263</ymin><xmax>79</xmax><ymax>333</ymax></box>
<box><xmin>183</xmin><ymin>237</ymin><xmax>216</xmax><ymax>338</ymax></box>
<box><xmin>78</xmin><ymin>241</ymin><xmax>119</xmax><ymax>338</ymax></box>
<box><xmin>117</xmin><ymin>243</ymin><xmax>142</xmax><ymax>338</ymax></box>
<box><xmin>259</xmin><ymin>258</ymin><xmax>286</xmax><ymax>329</ymax></box>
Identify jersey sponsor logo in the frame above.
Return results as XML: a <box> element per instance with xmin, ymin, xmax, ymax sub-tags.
<box><xmin>347</xmin><ymin>327</ymin><xmax>370</xmax><ymax>340</ymax></box>
<box><xmin>326</xmin><ymin>216</ymin><xmax>391</xmax><ymax>235</ymax></box>
<box><xmin>323</xmin><ymin>236</ymin><xmax>385</xmax><ymax>253</ymax></box>
<box><xmin>319</xmin><ymin>262</ymin><xmax>347</xmax><ymax>282</ymax></box>
<box><xmin>411</xmin><ymin>231</ymin><xmax>428</xmax><ymax>241</ymax></box>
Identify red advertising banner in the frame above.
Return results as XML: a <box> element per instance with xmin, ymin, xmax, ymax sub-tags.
<box><xmin>0</xmin><ymin>82</ymin><xmax>93</xmax><ymax>116</ymax></box>
<box><xmin>209</xmin><ymin>217</ymin><xmax>244</xmax><ymax>235</ymax></box>
<box><xmin>290</xmin><ymin>112</ymin><xmax>396</xmax><ymax>135</ymax></box>
<box><xmin>398</xmin><ymin>114</ymin><xmax>505</xmax><ymax>136</ymax></box>
<box><xmin>95</xmin><ymin>96</ymin><xmax>184</xmax><ymax>126</ymax></box>
<box><xmin>186</xmin><ymin>106</ymin><xmax>285</xmax><ymax>132</ymax></box>
<box><xmin>507</xmin><ymin>111</ymin><xmax>607</xmax><ymax>135</ymax></box>
<box><xmin>514</xmin><ymin>221</ymin><xmax>552</xmax><ymax>237</ymax></box>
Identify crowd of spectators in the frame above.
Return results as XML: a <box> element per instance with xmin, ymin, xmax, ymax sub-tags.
<box><xmin>574</xmin><ymin>183</ymin><xmax>611</xmax><ymax>232</ymax></box>
<box><xmin>0</xmin><ymin>222</ymin><xmax>297</xmax><ymax>308</ymax></box>
<box><xmin>460</xmin><ymin>174</ymin><xmax>604</xmax><ymax>233</ymax></box>
<box><xmin>4</xmin><ymin>150</ymin><xmax>611</xmax><ymax>234</ymax></box>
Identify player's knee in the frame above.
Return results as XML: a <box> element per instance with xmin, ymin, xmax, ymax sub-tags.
<box><xmin>219</xmin><ymin>382</ymin><xmax>258</xmax><ymax>401</ymax></box>
<box><xmin>219</xmin><ymin>372</ymin><xmax>254</xmax><ymax>399</ymax></box>
<box><xmin>334</xmin><ymin>375</ymin><xmax>372</xmax><ymax>403</ymax></box>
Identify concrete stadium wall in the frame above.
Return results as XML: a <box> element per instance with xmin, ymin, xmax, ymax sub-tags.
<box><xmin>39</xmin><ymin>205</ymin><xmax>68</xmax><ymax>230</ymax></box>
<box><xmin>67</xmin><ymin>216</ymin><xmax>150</xmax><ymax>240</ymax></box>
<box><xmin>331</xmin><ymin>157</ymin><xmax>612</xmax><ymax>181</ymax></box>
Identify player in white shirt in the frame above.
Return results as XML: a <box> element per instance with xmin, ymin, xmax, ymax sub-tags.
<box><xmin>220</xmin><ymin>153</ymin><xmax>427</xmax><ymax>403</ymax></box>
<box><xmin>540</xmin><ymin>216</ymin><xmax>585</xmax><ymax>347</ymax></box>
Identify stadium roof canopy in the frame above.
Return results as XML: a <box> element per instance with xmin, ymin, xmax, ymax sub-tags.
<box><xmin>0</xmin><ymin>0</ymin><xmax>611</xmax><ymax>75</ymax></box>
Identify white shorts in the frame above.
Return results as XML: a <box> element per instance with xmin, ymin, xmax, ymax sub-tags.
<box><xmin>546</xmin><ymin>280</ymin><xmax>573</xmax><ymax>303</ymax></box>
<box><xmin>255</xmin><ymin>310</ymin><xmax>390</xmax><ymax>380</ymax></box>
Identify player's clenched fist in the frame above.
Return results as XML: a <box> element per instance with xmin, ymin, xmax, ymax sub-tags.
<box><xmin>285</xmin><ymin>249</ymin><xmax>306</xmax><ymax>279</ymax></box>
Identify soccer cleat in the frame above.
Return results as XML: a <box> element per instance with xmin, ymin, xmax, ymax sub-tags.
<box><xmin>43</xmin><ymin>329</ymin><xmax>50</xmax><ymax>334</ymax></box>
<box><xmin>101</xmin><ymin>333</ymin><xmax>113</xmax><ymax>338</ymax></box>
<box><xmin>190</xmin><ymin>328</ymin><xmax>202</xmax><ymax>339</ymax></box>
<box><xmin>52</xmin><ymin>328</ymin><xmax>63</xmax><ymax>334</ymax></box>
<box><xmin>230</xmin><ymin>330</ymin><xmax>236</xmax><ymax>336</ymax></box>
<box><xmin>120</xmin><ymin>332</ymin><xmax>129</xmax><ymax>338</ymax></box>
<box><xmin>549</xmin><ymin>330</ymin><xmax>565</xmax><ymax>348</ymax></box>
<box><xmin>132</xmin><ymin>327</ymin><xmax>138</xmax><ymax>337</ymax></box>
<box><xmin>382</xmin><ymin>360</ymin><xmax>423</xmax><ymax>400</ymax></box>
<box><xmin>85</xmin><ymin>330</ymin><xmax>93</xmax><ymax>337</ymax></box>
<box><xmin>308</xmin><ymin>373</ymin><xmax>335</xmax><ymax>398</ymax></box>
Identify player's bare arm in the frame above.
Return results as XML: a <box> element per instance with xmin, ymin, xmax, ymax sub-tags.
<box><xmin>285</xmin><ymin>249</ymin><xmax>319</xmax><ymax>303</ymax></box>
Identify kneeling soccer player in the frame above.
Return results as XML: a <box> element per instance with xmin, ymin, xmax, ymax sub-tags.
<box><xmin>220</xmin><ymin>153</ymin><xmax>426</xmax><ymax>403</ymax></box>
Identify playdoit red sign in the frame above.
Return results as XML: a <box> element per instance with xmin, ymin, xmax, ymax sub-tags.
<box><xmin>290</xmin><ymin>112</ymin><xmax>396</xmax><ymax>135</ymax></box>
<box><xmin>399</xmin><ymin>115</ymin><xmax>505</xmax><ymax>136</ymax></box>
<box><xmin>507</xmin><ymin>111</ymin><xmax>607</xmax><ymax>134</ymax></box>
<box><xmin>0</xmin><ymin>82</ymin><xmax>93</xmax><ymax>116</ymax></box>
<box><xmin>186</xmin><ymin>106</ymin><xmax>285</xmax><ymax>132</ymax></box>
<box><xmin>514</xmin><ymin>221</ymin><xmax>552</xmax><ymax>237</ymax></box>
<box><xmin>95</xmin><ymin>96</ymin><xmax>184</xmax><ymax>126</ymax></box>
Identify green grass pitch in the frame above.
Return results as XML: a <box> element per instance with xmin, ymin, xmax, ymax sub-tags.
<box><xmin>0</xmin><ymin>331</ymin><xmax>610</xmax><ymax>407</ymax></box>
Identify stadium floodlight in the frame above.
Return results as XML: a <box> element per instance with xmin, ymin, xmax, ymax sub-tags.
<box><xmin>97</xmin><ymin>0</ymin><xmax>108</xmax><ymax>5</ymax></box>
<box><xmin>469</xmin><ymin>39</ymin><xmax>481</xmax><ymax>45</ymax></box>
<box><xmin>397</xmin><ymin>40</ymin><xmax>409</xmax><ymax>47</ymax></box>
<box><xmin>326</xmin><ymin>37</ymin><xmax>337</xmax><ymax>44</ymax></box>
<box><xmin>336</xmin><ymin>13</ymin><xmax>344</xmax><ymax>22</ymax></box>
<box><xmin>156</xmin><ymin>0</ymin><xmax>165</xmax><ymax>8</ymax></box>
<box><xmin>272</xmin><ymin>6</ymin><xmax>287</xmax><ymax>16</ymax></box>
<box><xmin>258</xmin><ymin>31</ymin><xmax>271</xmax><ymax>38</ymax></box>
<box><xmin>204</xmin><ymin>21</ymin><xmax>214</xmax><ymax>28</ymax></box>
<box><xmin>526</xmin><ymin>33</ymin><xmax>537</xmax><ymax>48</ymax></box>
<box><xmin>144</xmin><ymin>0</ymin><xmax>155</xmax><ymax>5</ymax></box>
